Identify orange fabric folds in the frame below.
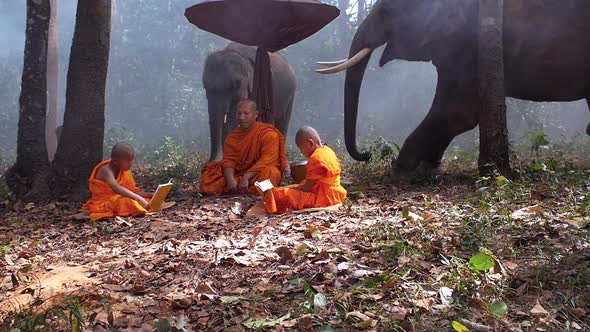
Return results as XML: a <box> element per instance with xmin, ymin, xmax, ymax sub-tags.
<box><xmin>264</xmin><ymin>146</ymin><xmax>347</xmax><ymax>214</ymax></box>
<box><xmin>82</xmin><ymin>160</ymin><xmax>147</xmax><ymax>221</ymax></box>
<box><xmin>200</xmin><ymin>122</ymin><xmax>287</xmax><ymax>195</ymax></box>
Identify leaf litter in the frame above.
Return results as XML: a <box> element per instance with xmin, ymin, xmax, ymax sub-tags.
<box><xmin>0</xmin><ymin>168</ymin><xmax>590</xmax><ymax>331</ymax></box>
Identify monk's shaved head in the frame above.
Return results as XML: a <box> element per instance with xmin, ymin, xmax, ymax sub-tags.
<box><xmin>237</xmin><ymin>99</ymin><xmax>257</xmax><ymax>111</ymax></box>
<box><xmin>111</xmin><ymin>142</ymin><xmax>134</xmax><ymax>160</ymax></box>
<box><xmin>295</xmin><ymin>126</ymin><xmax>321</xmax><ymax>145</ymax></box>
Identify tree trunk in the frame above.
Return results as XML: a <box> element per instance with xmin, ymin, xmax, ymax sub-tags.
<box><xmin>52</xmin><ymin>0</ymin><xmax>111</xmax><ymax>201</ymax></box>
<box><xmin>477</xmin><ymin>0</ymin><xmax>511</xmax><ymax>177</ymax></box>
<box><xmin>357</xmin><ymin>0</ymin><xmax>366</xmax><ymax>24</ymax></box>
<box><xmin>5</xmin><ymin>0</ymin><xmax>52</xmax><ymax>202</ymax></box>
<box><xmin>46</xmin><ymin>0</ymin><xmax>59</xmax><ymax>161</ymax></box>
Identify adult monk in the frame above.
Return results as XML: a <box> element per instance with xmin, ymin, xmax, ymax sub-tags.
<box><xmin>200</xmin><ymin>99</ymin><xmax>287</xmax><ymax>195</ymax></box>
<box><xmin>82</xmin><ymin>142</ymin><xmax>152</xmax><ymax>221</ymax></box>
<box><xmin>264</xmin><ymin>126</ymin><xmax>347</xmax><ymax>214</ymax></box>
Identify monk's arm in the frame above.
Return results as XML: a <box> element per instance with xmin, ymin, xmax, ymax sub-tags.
<box><xmin>223</xmin><ymin>167</ymin><xmax>238</xmax><ymax>192</ymax></box>
<box><xmin>293</xmin><ymin>179</ymin><xmax>316</xmax><ymax>192</ymax></box>
<box><xmin>247</xmin><ymin>131</ymin><xmax>281</xmax><ymax>173</ymax></box>
<box><xmin>96</xmin><ymin>168</ymin><xmax>150</xmax><ymax>209</ymax></box>
<box><xmin>137</xmin><ymin>191</ymin><xmax>153</xmax><ymax>198</ymax></box>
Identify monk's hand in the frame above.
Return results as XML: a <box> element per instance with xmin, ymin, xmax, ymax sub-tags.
<box><xmin>138</xmin><ymin>197</ymin><xmax>150</xmax><ymax>210</ymax></box>
<box><xmin>226</xmin><ymin>177</ymin><xmax>238</xmax><ymax>193</ymax></box>
<box><xmin>238</xmin><ymin>177</ymin><xmax>250</xmax><ymax>193</ymax></box>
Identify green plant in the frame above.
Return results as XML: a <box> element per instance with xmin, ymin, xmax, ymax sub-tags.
<box><xmin>530</xmin><ymin>129</ymin><xmax>550</xmax><ymax>155</ymax></box>
<box><xmin>0</xmin><ymin>291</ymin><xmax>105</xmax><ymax>332</ymax></box>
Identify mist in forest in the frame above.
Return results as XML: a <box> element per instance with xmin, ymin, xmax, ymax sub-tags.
<box><xmin>0</xmin><ymin>0</ymin><xmax>588</xmax><ymax>161</ymax></box>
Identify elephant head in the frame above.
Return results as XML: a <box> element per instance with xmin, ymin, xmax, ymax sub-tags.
<box><xmin>317</xmin><ymin>0</ymin><xmax>475</xmax><ymax>161</ymax></box>
<box><xmin>203</xmin><ymin>48</ymin><xmax>253</xmax><ymax>161</ymax></box>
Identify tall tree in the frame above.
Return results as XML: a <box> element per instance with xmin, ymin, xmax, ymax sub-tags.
<box><xmin>46</xmin><ymin>0</ymin><xmax>59</xmax><ymax>161</ymax></box>
<box><xmin>52</xmin><ymin>0</ymin><xmax>112</xmax><ymax>200</ymax></box>
<box><xmin>5</xmin><ymin>0</ymin><xmax>52</xmax><ymax>201</ymax></box>
<box><xmin>478</xmin><ymin>0</ymin><xmax>511</xmax><ymax>176</ymax></box>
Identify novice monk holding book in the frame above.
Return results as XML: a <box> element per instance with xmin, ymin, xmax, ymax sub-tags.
<box><xmin>83</xmin><ymin>142</ymin><xmax>153</xmax><ymax>221</ymax></box>
<box><xmin>200</xmin><ymin>99</ymin><xmax>287</xmax><ymax>195</ymax></box>
<box><xmin>264</xmin><ymin>126</ymin><xmax>347</xmax><ymax>214</ymax></box>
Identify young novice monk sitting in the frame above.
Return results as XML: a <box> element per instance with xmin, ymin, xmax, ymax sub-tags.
<box><xmin>83</xmin><ymin>142</ymin><xmax>152</xmax><ymax>221</ymax></box>
<box><xmin>264</xmin><ymin>126</ymin><xmax>347</xmax><ymax>214</ymax></box>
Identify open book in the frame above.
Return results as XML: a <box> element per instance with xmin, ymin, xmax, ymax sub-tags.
<box><xmin>148</xmin><ymin>179</ymin><xmax>173</xmax><ymax>212</ymax></box>
<box><xmin>254</xmin><ymin>179</ymin><xmax>274</xmax><ymax>197</ymax></box>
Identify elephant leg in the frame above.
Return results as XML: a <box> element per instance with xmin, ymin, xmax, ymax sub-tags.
<box><xmin>396</xmin><ymin>74</ymin><xmax>479</xmax><ymax>174</ymax></box>
<box><xmin>274</xmin><ymin>93</ymin><xmax>294</xmax><ymax>137</ymax></box>
<box><xmin>586</xmin><ymin>98</ymin><xmax>590</xmax><ymax>136</ymax></box>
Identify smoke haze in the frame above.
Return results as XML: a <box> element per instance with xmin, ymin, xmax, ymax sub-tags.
<box><xmin>0</xmin><ymin>0</ymin><xmax>588</xmax><ymax>161</ymax></box>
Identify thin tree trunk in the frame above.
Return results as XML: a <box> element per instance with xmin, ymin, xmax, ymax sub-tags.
<box><xmin>357</xmin><ymin>0</ymin><xmax>366</xmax><ymax>24</ymax></box>
<box><xmin>5</xmin><ymin>0</ymin><xmax>52</xmax><ymax>201</ymax></box>
<box><xmin>46</xmin><ymin>0</ymin><xmax>59</xmax><ymax>161</ymax></box>
<box><xmin>52</xmin><ymin>0</ymin><xmax>111</xmax><ymax>201</ymax></box>
<box><xmin>477</xmin><ymin>0</ymin><xmax>511</xmax><ymax>176</ymax></box>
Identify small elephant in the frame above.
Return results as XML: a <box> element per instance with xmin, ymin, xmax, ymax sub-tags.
<box><xmin>318</xmin><ymin>1</ymin><xmax>590</xmax><ymax>174</ymax></box>
<box><xmin>203</xmin><ymin>42</ymin><xmax>297</xmax><ymax>161</ymax></box>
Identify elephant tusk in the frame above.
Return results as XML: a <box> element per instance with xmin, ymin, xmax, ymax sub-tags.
<box><xmin>315</xmin><ymin>48</ymin><xmax>372</xmax><ymax>74</ymax></box>
<box><xmin>316</xmin><ymin>59</ymin><xmax>347</xmax><ymax>67</ymax></box>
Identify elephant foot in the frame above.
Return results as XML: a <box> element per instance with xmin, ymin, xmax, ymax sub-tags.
<box><xmin>586</xmin><ymin>122</ymin><xmax>590</xmax><ymax>136</ymax></box>
<box><xmin>390</xmin><ymin>159</ymin><xmax>441</xmax><ymax>184</ymax></box>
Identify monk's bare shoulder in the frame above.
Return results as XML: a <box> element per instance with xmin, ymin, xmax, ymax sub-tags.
<box><xmin>95</xmin><ymin>163</ymin><xmax>115</xmax><ymax>182</ymax></box>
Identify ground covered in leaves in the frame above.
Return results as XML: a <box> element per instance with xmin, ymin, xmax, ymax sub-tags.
<box><xmin>1</xmin><ymin>157</ymin><xmax>590</xmax><ymax>331</ymax></box>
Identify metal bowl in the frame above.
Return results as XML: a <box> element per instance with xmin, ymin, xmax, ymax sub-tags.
<box><xmin>290</xmin><ymin>160</ymin><xmax>307</xmax><ymax>183</ymax></box>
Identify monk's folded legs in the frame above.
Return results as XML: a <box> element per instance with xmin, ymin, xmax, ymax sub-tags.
<box><xmin>200</xmin><ymin>165</ymin><xmax>283</xmax><ymax>196</ymax></box>
<box><xmin>89</xmin><ymin>196</ymin><xmax>147</xmax><ymax>221</ymax></box>
<box><xmin>264</xmin><ymin>187</ymin><xmax>316</xmax><ymax>214</ymax></box>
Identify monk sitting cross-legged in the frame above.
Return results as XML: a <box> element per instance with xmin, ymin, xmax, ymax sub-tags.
<box><xmin>264</xmin><ymin>126</ymin><xmax>347</xmax><ymax>214</ymax></box>
<box><xmin>199</xmin><ymin>99</ymin><xmax>287</xmax><ymax>195</ymax></box>
<box><xmin>82</xmin><ymin>142</ymin><xmax>153</xmax><ymax>221</ymax></box>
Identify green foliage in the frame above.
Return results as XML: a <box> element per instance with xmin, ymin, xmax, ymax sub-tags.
<box><xmin>135</xmin><ymin>136</ymin><xmax>206</xmax><ymax>193</ymax></box>
<box><xmin>367</xmin><ymin>136</ymin><xmax>398</xmax><ymax>163</ymax></box>
<box><xmin>530</xmin><ymin>129</ymin><xmax>550</xmax><ymax>154</ymax></box>
<box><xmin>489</xmin><ymin>300</ymin><xmax>508</xmax><ymax>317</ymax></box>
<box><xmin>469</xmin><ymin>252</ymin><xmax>495</xmax><ymax>272</ymax></box>
<box><xmin>344</xmin><ymin>136</ymin><xmax>400</xmax><ymax>182</ymax></box>
<box><xmin>0</xmin><ymin>291</ymin><xmax>105</xmax><ymax>332</ymax></box>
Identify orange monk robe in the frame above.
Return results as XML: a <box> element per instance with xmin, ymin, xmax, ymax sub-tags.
<box><xmin>264</xmin><ymin>146</ymin><xmax>347</xmax><ymax>214</ymax></box>
<box><xmin>82</xmin><ymin>160</ymin><xmax>147</xmax><ymax>221</ymax></box>
<box><xmin>200</xmin><ymin>122</ymin><xmax>287</xmax><ymax>195</ymax></box>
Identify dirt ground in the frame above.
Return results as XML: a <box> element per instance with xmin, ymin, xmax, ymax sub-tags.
<box><xmin>1</xmin><ymin>169</ymin><xmax>590</xmax><ymax>331</ymax></box>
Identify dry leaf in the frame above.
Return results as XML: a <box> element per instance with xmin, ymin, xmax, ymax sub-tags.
<box><xmin>530</xmin><ymin>301</ymin><xmax>548</xmax><ymax>316</ymax></box>
<box><xmin>515</xmin><ymin>281</ymin><xmax>529</xmax><ymax>297</ymax></box>
<box><xmin>413</xmin><ymin>298</ymin><xmax>433</xmax><ymax>310</ymax></box>
<box><xmin>389</xmin><ymin>306</ymin><xmax>410</xmax><ymax>321</ymax></box>
<box><xmin>18</xmin><ymin>249</ymin><xmax>35</xmax><ymax>259</ymax></box>
<box><xmin>196</xmin><ymin>282</ymin><xmax>217</xmax><ymax>295</ymax></box>
<box><xmin>566</xmin><ymin>245</ymin><xmax>579</xmax><ymax>267</ymax></box>
<box><xmin>511</xmin><ymin>205</ymin><xmax>542</xmax><ymax>220</ymax></box>
<box><xmin>503</xmin><ymin>261</ymin><xmax>518</xmax><ymax>270</ymax></box>
<box><xmin>275</xmin><ymin>246</ymin><xmax>294</xmax><ymax>263</ymax></box>
<box><xmin>247</xmin><ymin>226</ymin><xmax>262</xmax><ymax>249</ymax></box>
<box><xmin>214</xmin><ymin>239</ymin><xmax>232</xmax><ymax>249</ymax></box>
<box><xmin>571</xmin><ymin>307</ymin><xmax>586</xmax><ymax>318</ymax></box>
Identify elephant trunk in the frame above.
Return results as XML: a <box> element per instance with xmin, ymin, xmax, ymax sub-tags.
<box><xmin>343</xmin><ymin>8</ymin><xmax>388</xmax><ymax>161</ymax></box>
<box><xmin>207</xmin><ymin>96</ymin><xmax>229</xmax><ymax>161</ymax></box>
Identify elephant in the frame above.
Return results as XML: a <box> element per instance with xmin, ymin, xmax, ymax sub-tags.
<box><xmin>202</xmin><ymin>42</ymin><xmax>297</xmax><ymax>161</ymax></box>
<box><xmin>318</xmin><ymin>0</ymin><xmax>590</xmax><ymax>175</ymax></box>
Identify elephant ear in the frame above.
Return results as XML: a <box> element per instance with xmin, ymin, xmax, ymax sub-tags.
<box><xmin>380</xmin><ymin>0</ymin><xmax>474</xmax><ymax>65</ymax></box>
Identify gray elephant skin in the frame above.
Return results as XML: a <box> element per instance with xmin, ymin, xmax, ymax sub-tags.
<box><xmin>203</xmin><ymin>42</ymin><xmax>297</xmax><ymax>161</ymax></box>
<box><xmin>321</xmin><ymin>1</ymin><xmax>590</xmax><ymax>174</ymax></box>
